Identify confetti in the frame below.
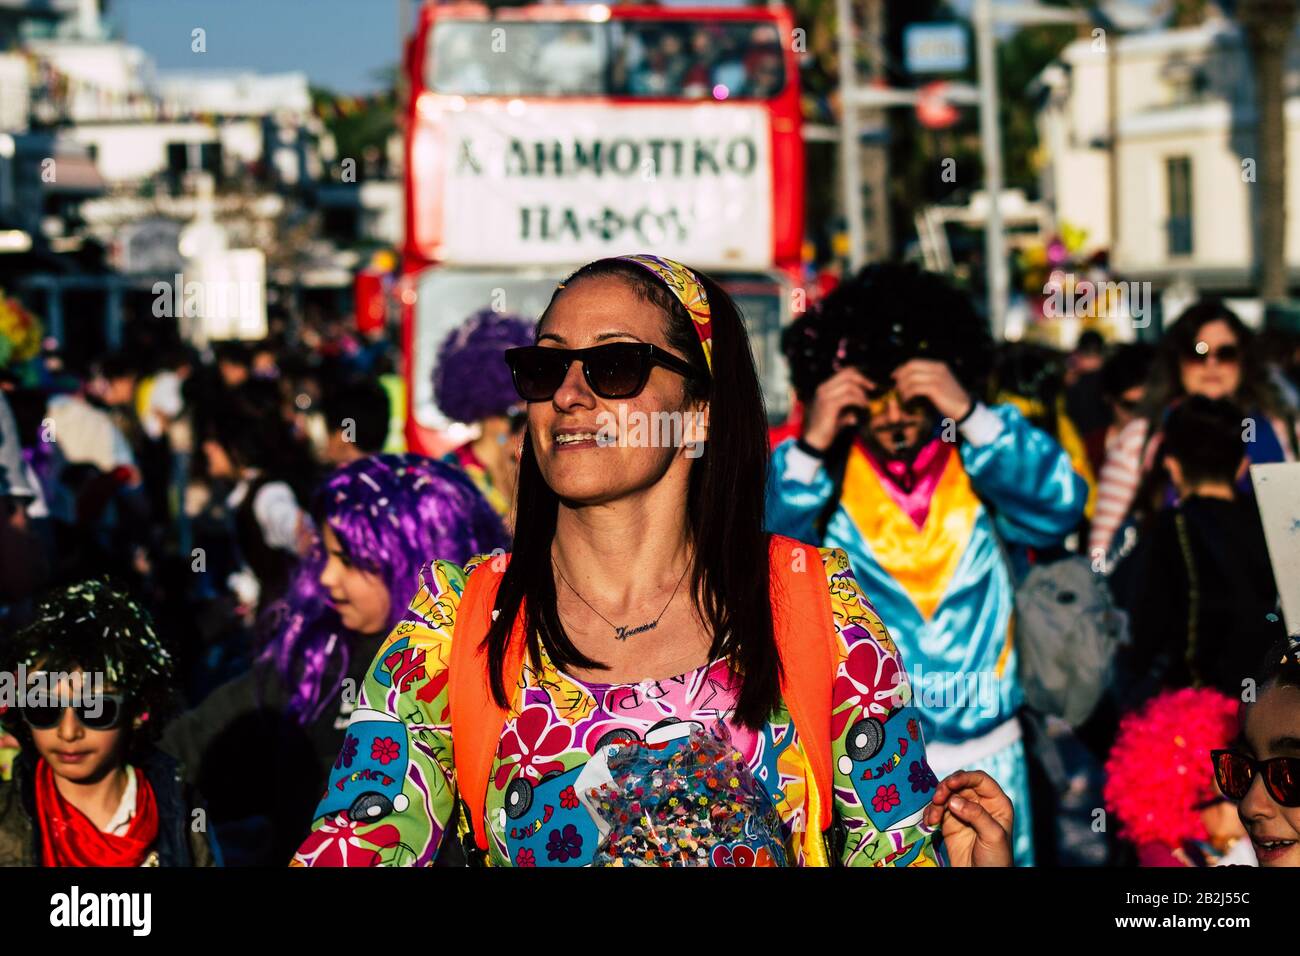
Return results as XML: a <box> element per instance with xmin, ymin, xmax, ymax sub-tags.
<box><xmin>587</xmin><ymin>726</ymin><xmax>786</xmax><ymax>867</ymax></box>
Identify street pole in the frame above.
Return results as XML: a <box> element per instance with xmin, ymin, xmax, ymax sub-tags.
<box><xmin>863</xmin><ymin>0</ymin><xmax>891</xmax><ymax>264</ymax></box>
<box><xmin>1107</xmin><ymin>34</ymin><xmax>1120</xmax><ymax>282</ymax></box>
<box><xmin>399</xmin><ymin>0</ymin><xmax>413</xmax><ymax>105</ymax></box>
<box><xmin>836</xmin><ymin>0</ymin><xmax>866</xmax><ymax>273</ymax></box>
<box><xmin>974</xmin><ymin>0</ymin><xmax>1008</xmax><ymax>340</ymax></box>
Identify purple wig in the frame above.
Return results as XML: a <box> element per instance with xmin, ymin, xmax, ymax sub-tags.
<box><xmin>259</xmin><ymin>453</ymin><xmax>509</xmax><ymax>724</ymax></box>
<box><xmin>433</xmin><ymin>308</ymin><xmax>535</xmax><ymax>424</ymax></box>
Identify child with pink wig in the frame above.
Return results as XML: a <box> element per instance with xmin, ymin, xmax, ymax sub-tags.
<box><xmin>1104</xmin><ymin>686</ymin><xmax>1252</xmax><ymax>866</ymax></box>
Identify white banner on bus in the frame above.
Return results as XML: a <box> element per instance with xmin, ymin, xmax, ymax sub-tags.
<box><xmin>440</xmin><ymin>102</ymin><xmax>773</xmax><ymax>269</ymax></box>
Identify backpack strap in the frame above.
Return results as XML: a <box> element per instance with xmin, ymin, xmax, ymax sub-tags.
<box><xmin>447</xmin><ymin>556</ymin><xmax>526</xmax><ymax>856</ymax></box>
<box><xmin>448</xmin><ymin>537</ymin><xmax>841</xmax><ymax>864</ymax></box>
<box><xmin>768</xmin><ymin>534</ymin><xmax>837</xmax><ymax>863</ymax></box>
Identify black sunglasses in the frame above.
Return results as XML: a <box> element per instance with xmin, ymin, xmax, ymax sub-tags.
<box><xmin>503</xmin><ymin>343</ymin><xmax>698</xmax><ymax>402</ymax></box>
<box><xmin>1211</xmin><ymin>749</ymin><xmax>1300</xmax><ymax>807</ymax></box>
<box><xmin>1184</xmin><ymin>342</ymin><xmax>1241</xmax><ymax>365</ymax></box>
<box><xmin>21</xmin><ymin>693</ymin><xmax>129</xmax><ymax>732</ymax></box>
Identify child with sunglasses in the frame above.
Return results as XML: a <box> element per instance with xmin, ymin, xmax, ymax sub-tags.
<box><xmin>1212</xmin><ymin>635</ymin><xmax>1300</xmax><ymax>866</ymax></box>
<box><xmin>0</xmin><ymin>580</ymin><xmax>215</xmax><ymax>867</ymax></box>
<box><xmin>1104</xmin><ymin>686</ymin><xmax>1252</xmax><ymax>867</ymax></box>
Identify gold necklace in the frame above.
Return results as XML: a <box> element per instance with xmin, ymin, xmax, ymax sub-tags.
<box><xmin>552</xmin><ymin>556</ymin><xmax>691</xmax><ymax>641</ymax></box>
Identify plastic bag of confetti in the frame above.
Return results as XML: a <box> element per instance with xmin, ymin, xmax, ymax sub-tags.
<box><xmin>579</xmin><ymin>720</ymin><xmax>787</xmax><ymax>867</ymax></box>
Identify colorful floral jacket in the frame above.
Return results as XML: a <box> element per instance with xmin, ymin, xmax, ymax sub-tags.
<box><xmin>292</xmin><ymin>546</ymin><xmax>946</xmax><ymax>867</ymax></box>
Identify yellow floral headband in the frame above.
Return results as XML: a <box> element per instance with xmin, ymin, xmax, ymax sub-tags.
<box><xmin>615</xmin><ymin>254</ymin><xmax>713</xmax><ymax>374</ymax></box>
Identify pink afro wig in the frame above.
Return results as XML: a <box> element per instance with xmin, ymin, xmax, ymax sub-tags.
<box><xmin>1103</xmin><ymin>687</ymin><xmax>1239</xmax><ymax>849</ymax></box>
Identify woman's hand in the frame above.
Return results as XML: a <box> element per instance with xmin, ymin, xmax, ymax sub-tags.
<box><xmin>922</xmin><ymin>769</ymin><xmax>1015</xmax><ymax>867</ymax></box>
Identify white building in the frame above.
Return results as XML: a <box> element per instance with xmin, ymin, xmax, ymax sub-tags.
<box><xmin>156</xmin><ymin>72</ymin><xmax>312</xmax><ymax>121</ymax></box>
<box><xmin>29</xmin><ymin>47</ymin><xmax>318</xmax><ymax>188</ymax></box>
<box><xmin>16</xmin><ymin>0</ymin><xmax>322</xmax><ymax>188</ymax></box>
<box><xmin>1035</xmin><ymin>17</ymin><xmax>1300</xmax><ymax>301</ymax></box>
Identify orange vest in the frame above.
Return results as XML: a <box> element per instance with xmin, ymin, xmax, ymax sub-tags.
<box><xmin>447</xmin><ymin>533</ymin><xmax>838</xmax><ymax>865</ymax></box>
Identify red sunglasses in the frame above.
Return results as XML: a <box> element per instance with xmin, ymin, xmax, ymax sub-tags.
<box><xmin>1211</xmin><ymin>749</ymin><xmax>1300</xmax><ymax>807</ymax></box>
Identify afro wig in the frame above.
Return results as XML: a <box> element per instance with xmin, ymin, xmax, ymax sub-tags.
<box><xmin>433</xmin><ymin>308</ymin><xmax>535</xmax><ymax>424</ymax></box>
<box><xmin>1103</xmin><ymin>687</ymin><xmax>1240</xmax><ymax>850</ymax></box>
<box><xmin>782</xmin><ymin>263</ymin><xmax>994</xmax><ymax>403</ymax></box>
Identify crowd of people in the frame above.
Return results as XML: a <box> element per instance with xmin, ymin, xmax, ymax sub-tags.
<box><xmin>0</xmin><ymin>255</ymin><xmax>1297</xmax><ymax>869</ymax></box>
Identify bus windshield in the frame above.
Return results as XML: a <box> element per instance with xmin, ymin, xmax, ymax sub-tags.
<box><xmin>428</xmin><ymin>19</ymin><xmax>786</xmax><ymax>99</ymax></box>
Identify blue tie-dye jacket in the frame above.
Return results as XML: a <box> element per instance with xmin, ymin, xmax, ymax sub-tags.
<box><xmin>765</xmin><ymin>403</ymin><xmax>1088</xmax><ymax>744</ymax></box>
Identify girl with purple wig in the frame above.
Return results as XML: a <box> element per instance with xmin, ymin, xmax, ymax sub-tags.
<box><xmin>262</xmin><ymin>453</ymin><xmax>509</xmax><ymax>725</ymax></box>
<box><xmin>160</xmin><ymin>453</ymin><xmax>508</xmax><ymax>865</ymax></box>
<box><xmin>434</xmin><ymin>308</ymin><xmax>535</xmax><ymax>530</ymax></box>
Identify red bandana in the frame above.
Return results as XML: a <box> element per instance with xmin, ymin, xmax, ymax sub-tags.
<box><xmin>36</xmin><ymin>759</ymin><xmax>159</xmax><ymax>867</ymax></box>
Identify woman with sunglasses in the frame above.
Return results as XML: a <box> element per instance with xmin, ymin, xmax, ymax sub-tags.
<box><xmin>1089</xmin><ymin>300</ymin><xmax>1299</xmax><ymax>560</ymax></box>
<box><xmin>433</xmin><ymin>308</ymin><xmax>535</xmax><ymax>532</ymax></box>
<box><xmin>1213</xmin><ymin>635</ymin><xmax>1300</xmax><ymax>866</ymax></box>
<box><xmin>293</xmin><ymin>255</ymin><xmax>951</xmax><ymax>867</ymax></box>
<box><xmin>0</xmin><ymin>580</ymin><xmax>215</xmax><ymax>867</ymax></box>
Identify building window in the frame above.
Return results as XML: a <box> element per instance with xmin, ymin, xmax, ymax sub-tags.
<box><xmin>166</xmin><ymin>141</ymin><xmax>224</xmax><ymax>193</ymax></box>
<box><xmin>1166</xmin><ymin>156</ymin><xmax>1193</xmax><ymax>257</ymax></box>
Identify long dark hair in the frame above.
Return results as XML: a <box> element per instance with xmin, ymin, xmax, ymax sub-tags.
<box><xmin>1255</xmin><ymin>632</ymin><xmax>1300</xmax><ymax>694</ymax></box>
<box><xmin>1143</xmin><ymin>299</ymin><xmax>1273</xmax><ymax>418</ymax></box>
<box><xmin>1131</xmin><ymin>299</ymin><xmax>1287</xmax><ymax>523</ymax></box>
<box><xmin>481</xmin><ymin>258</ymin><xmax>780</xmax><ymax>729</ymax></box>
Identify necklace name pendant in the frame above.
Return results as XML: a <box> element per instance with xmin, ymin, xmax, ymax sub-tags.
<box><xmin>614</xmin><ymin>620</ymin><xmax>659</xmax><ymax>641</ymax></box>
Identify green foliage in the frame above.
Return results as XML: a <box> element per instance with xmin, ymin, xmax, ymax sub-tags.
<box><xmin>311</xmin><ymin>81</ymin><xmax>398</xmax><ymax>175</ymax></box>
<box><xmin>998</xmin><ymin>22</ymin><xmax>1078</xmax><ymax>191</ymax></box>
<box><xmin>789</xmin><ymin>0</ymin><xmax>1078</xmax><ymax>258</ymax></box>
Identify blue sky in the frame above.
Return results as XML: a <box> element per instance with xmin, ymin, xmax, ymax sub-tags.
<box><xmin>109</xmin><ymin>0</ymin><xmax>401</xmax><ymax>94</ymax></box>
<box><xmin>105</xmin><ymin>0</ymin><xmax>1168</xmax><ymax>93</ymax></box>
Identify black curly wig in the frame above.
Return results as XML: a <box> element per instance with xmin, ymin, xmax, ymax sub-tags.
<box><xmin>782</xmin><ymin>263</ymin><xmax>994</xmax><ymax>540</ymax></box>
<box><xmin>1</xmin><ymin>579</ymin><xmax>176</xmax><ymax>762</ymax></box>
<box><xmin>782</xmin><ymin>262</ymin><xmax>995</xmax><ymax>404</ymax></box>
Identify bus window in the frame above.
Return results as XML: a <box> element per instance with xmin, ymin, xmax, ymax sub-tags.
<box><xmin>534</xmin><ymin>23</ymin><xmax>605</xmax><ymax>94</ymax></box>
<box><xmin>430</xmin><ymin>22</ymin><xmax>608</xmax><ymax>96</ymax></box>
<box><xmin>611</xmin><ymin>20</ymin><xmax>786</xmax><ymax>100</ymax></box>
<box><xmin>427</xmin><ymin>19</ymin><xmax>787</xmax><ymax>100</ymax></box>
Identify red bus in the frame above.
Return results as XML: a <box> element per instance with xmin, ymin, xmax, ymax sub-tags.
<box><xmin>401</xmin><ymin>1</ymin><xmax>804</xmax><ymax>455</ymax></box>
